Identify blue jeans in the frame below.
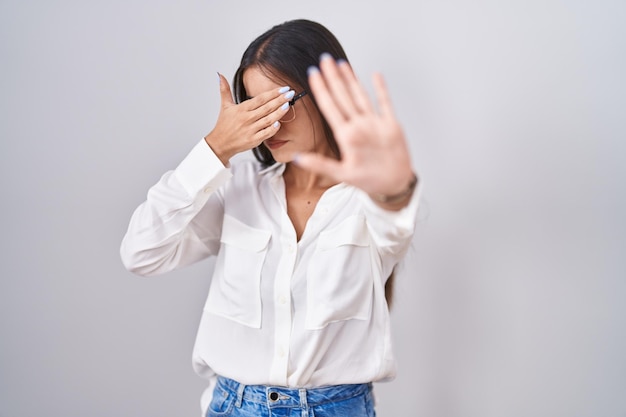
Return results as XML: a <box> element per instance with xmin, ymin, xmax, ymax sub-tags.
<box><xmin>206</xmin><ymin>376</ymin><xmax>376</xmax><ymax>417</ymax></box>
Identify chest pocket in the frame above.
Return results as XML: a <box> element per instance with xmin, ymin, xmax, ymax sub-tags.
<box><xmin>305</xmin><ymin>215</ymin><xmax>374</xmax><ymax>330</ymax></box>
<box><xmin>205</xmin><ymin>215</ymin><xmax>271</xmax><ymax>328</ymax></box>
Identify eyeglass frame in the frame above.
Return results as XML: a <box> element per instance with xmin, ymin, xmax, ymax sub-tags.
<box><xmin>289</xmin><ymin>90</ymin><xmax>307</xmax><ymax>106</ymax></box>
<box><xmin>282</xmin><ymin>90</ymin><xmax>307</xmax><ymax>123</ymax></box>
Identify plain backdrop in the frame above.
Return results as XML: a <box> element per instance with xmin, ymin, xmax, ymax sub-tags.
<box><xmin>1</xmin><ymin>1</ymin><xmax>625</xmax><ymax>416</ymax></box>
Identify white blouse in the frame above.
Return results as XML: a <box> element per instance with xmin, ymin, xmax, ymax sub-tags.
<box><xmin>120</xmin><ymin>139</ymin><xmax>421</xmax><ymax>392</ymax></box>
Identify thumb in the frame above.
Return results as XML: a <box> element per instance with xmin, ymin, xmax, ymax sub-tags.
<box><xmin>217</xmin><ymin>72</ymin><xmax>235</xmax><ymax>107</ymax></box>
<box><xmin>293</xmin><ymin>153</ymin><xmax>344</xmax><ymax>182</ymax></box>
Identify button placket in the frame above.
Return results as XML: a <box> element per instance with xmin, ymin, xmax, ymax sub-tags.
<box><xmin>268</xmin><ymin>232</ymin><xmax>297</xmax><ymax>385</ymax></box>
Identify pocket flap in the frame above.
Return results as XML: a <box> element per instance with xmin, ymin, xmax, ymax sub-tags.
<box><xmin>220</xmin><ymin>215</ymin><xmax>271</xmax><ymax>252</ymax></box>
<box><xmin>317</xmin><ymin>215</ymin><xmax>369</xmax><ymax>251</ymax></box>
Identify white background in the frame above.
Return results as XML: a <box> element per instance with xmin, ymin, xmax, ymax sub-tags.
<box><xmin>1</xmin><ymin>1</ymin><xmax>624</xmax><ymax>416</ymax></box>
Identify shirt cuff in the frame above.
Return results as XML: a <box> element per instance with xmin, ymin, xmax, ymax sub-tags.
<box><xmin>361</xmin><ymin>178</ymin><xmax>423</xmax><ymax>238</ymax></box>
<box><xmin>173</xmin><ymin>139</ymin><xmax>233</xmax><ymax>197</ymax></box>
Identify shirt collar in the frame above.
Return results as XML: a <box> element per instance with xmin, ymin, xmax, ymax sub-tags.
<box><xmin>258</xmin><ymin>162</ymin><xmax>286</xmax><ymax>177</ymax></box>
<box><xmin>257</xmin><ymin>162</ymin><xmax>353</xmax><ymax>195</ymax></box>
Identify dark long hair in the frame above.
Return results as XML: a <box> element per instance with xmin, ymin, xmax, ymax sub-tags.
<box><xmin>232</xmin><ymin>19</ymin><xmax>396</xmax><ymax>309</ymax></box>
<box><xmin>232</xmin><ymin>19</ymin><xmax>346</xmax><ymax>166</ymax></box>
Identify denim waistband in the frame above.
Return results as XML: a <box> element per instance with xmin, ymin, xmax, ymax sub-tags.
<box><xmin>216</xmin><ymin>376</ymin><xmax>372</xmax><ymax>408</ymax></box>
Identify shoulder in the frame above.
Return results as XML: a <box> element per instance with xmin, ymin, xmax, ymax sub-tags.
<box><xmin>228</xmin><ymin>153</ymin><xmax>283</xmax><ymax>185</ymax></box>
<box><xmin>229</xmin><ymin>153</ymin><xmax>262</xmax><ymax>176</ymax></box>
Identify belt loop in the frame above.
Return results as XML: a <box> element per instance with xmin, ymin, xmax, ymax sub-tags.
<box><xmin>235</xmin><ymin>382</ymin><xmax>245</xmax><ymax>408</ymax></box>
<box><xmin>299</xmin><ymin>388</ymin><xmax>309</xmax><ymax>417</ymax></box>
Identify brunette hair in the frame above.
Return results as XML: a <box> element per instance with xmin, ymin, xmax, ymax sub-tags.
<box><xmin>232</xmin><ymin>19</ymin><xmax>346</xmax><ymax>166</ymax></box>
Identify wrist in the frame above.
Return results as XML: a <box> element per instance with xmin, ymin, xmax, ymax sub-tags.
<box><xmin>371</xmin><ymin>173</ymin><xmax>418</xmax><ymax>205</ymax></box>
<box><xmin>204</xmin><ymin>134</ymin><xmax>232</xmax><ymax>167</ymax></box>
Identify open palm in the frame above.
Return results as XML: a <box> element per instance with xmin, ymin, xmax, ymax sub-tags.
<box><xmin>295</xmin><ymin>54</ymin><xmax>416</xmax><ymax>203</ymax></box>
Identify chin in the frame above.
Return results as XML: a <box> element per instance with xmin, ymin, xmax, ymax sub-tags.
<box><xmin>268</xmin><ymin>149</ymin><xmax>295</xmax><ymax>164</ymax></box>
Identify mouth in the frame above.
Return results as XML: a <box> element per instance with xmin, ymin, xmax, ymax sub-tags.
<box><xmin>264</xmin><ymin>139</ymin><xmax>288</xmax><ymax>150</ymax></box>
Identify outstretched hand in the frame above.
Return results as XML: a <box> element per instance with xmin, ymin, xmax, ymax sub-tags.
<box><xmin>294</xmin><ymin>54</ymin><xmax>416</xmax><ymax>208</ymax></box>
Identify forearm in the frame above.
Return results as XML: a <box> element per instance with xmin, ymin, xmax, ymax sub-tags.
<box><xmin>120</xmin><ymin>140</ymin><xmax>232</xmax><ymax>275</ymax></box>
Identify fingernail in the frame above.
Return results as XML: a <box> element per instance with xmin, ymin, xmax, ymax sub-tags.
<box><xmin>320</xmin><ymin>52</ymin><xmax>333</xmax><ymax>61</ymax></box>
<box><xmin>281</xmin><ymin>102</ymin><xmax>289</xmax><ymax>110</ymax></box>
<box><xmin>337</xmin><ymin>58</ymin><xmax>347</xmax><ymax>66</ymax></box>
<box><xmin>284</xmin><ymin>90</ymin><xmax>295</xmax><ymax>99</ymax></box>
<box><xmin>273</xmin><ymin>121</ymin><xmax>280</xmax><ymax>129</ymax></box>
<box><xmin>278</xmin><ymin>86</ymin><xmax>290</xmax><ymax>93</ymax></box>
<box><xmin>217</xmin><ymin>72</ymin><xmax>221</xmax><ymax>83</ymax></box>
<box><xmin>307</xmin><ymin>66</ymin><xmax>319</xmax><ymax>76</ymax></box>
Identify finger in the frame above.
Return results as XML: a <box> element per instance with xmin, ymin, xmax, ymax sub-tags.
<box><xmin>337</xmin><ymin>60</ymin><xmax>374</xmax><ymax>114</ymax></box>
<box><xmin>217</xmin><ymin>73</ymin><xmax>235</xmax><ymax>107</ymax></box>
<box><xmin>253</xmin><ymin>120</ymin><xmax>283</xmax><ymax>144</ymax></box>
<box><xmin>242</xmin><ymin>89</ymin><xmax>294</xmax><ymax>130</ymax></box>
<box><xmin>243</xmin><ymin>87</ymin><xmax>292</xmax><ymax>112</ymax></box>
<box><xmin>318</xmin><ymin>53</ymin><xmax>359</xmax><ymax>118</ymax></box>
<box><xmin>308</xmin><ymin>66</ymin><xmax>345</xmax><ymax>129</ymax></box>
<box><xmin>251</xmin><ymin>101</ymin><xmax>290</xmax><ymax>132</ymax></box>
<box><xmin>293</xmin><ymin>152</ymin><xmax>344</xmax><ymax>181</ymax></box>
<box><xmin>372</xmin><ymin>72</ymin><xmax>395</xmax><ymax>118</ymax></box>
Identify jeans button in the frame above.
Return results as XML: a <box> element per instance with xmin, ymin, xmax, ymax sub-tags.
<box><xmin>269</xmin><ymin>392</ymin><xmax>279</xmax><ymax>401</ymax></box>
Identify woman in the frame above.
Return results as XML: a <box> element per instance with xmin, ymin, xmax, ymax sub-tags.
<box><xmin>121</xmin><ymin>19</ymin><xmax>420</xmax><ymax>417</ymax></box>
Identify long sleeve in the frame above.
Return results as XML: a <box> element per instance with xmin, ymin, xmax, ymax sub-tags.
<box><xmin>120</xmin><ymin>139</ymin><xmax>233</xmax><ymax>276</ymax></box>
<box><xmin>358</xmin><ymin>179</ymin><xmax>422</xmax><ymax>264</ymax></box>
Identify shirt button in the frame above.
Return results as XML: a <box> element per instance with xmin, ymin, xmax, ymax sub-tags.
<box><xmin>278</xmin><ymin>295</ymin><xmax>287</xmax><ymax>305</ymax></box>
<box><xmin>288</xmin><ymin>245</ymin><xmax>295</xmax><ymax>253</ymax></box>
<box><xmin>203</xmin><ymin>186</ymin><xmax>213</xmax><ymax>193</ymax></box>
<box><xmin>278</xmin><ymin>348</ymin><xmax>286</xmax><ymax>358</ymax></box>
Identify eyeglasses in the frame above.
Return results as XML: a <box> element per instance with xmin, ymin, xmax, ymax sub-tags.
<box><xmin>283</xmin><ymin>91</ymin><xmax>308</xmax><ymax>123</ymax></box>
